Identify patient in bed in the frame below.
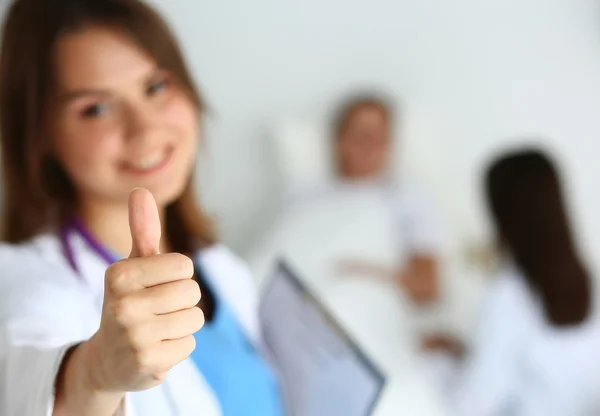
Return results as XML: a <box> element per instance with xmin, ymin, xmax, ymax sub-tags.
<box><xmin>290</xmin><ymin>94</ymin><xmax>443</xmax><ymax>305</ymax></box>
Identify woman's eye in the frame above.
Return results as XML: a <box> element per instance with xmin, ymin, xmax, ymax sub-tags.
<box><xmin>81</xmin><ymin>103</ymin><xmax>109</xmax><ymax>119</ymax></box>
<box><xmin>147</xmin><ymin>78</ymin><xmax>169</xmax><ymax>96</ymax></box>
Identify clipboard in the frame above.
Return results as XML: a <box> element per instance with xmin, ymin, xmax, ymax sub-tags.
<box><xmin>259</xmin><ymin>260</ymin><xmax>386</xmax><ymax>416</ymax></box>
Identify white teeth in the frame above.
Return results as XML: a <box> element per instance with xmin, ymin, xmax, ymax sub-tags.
<box><xmin>131</xmin><ymin>152</ymin><xmax>166</xmax><ymax>170</ymax></box>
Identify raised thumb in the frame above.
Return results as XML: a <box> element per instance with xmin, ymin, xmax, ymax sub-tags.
<box><xmin>128</xmin><ymin>187</ymin><xmax>162</xmax><ymax>258</ymax></box>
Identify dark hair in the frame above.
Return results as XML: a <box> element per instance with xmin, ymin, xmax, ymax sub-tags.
<box><xmin>332</xmin><ymin>92</ymin><xmax>396</xmax><ymax>139</ymax></box>
<box><xmin>485</xmin><ymin>148</ymin><xmax>591</xmax><ymax>326</ymax></box>
<box><xmin>0</xmin><ymin>0</ymin><xmax>216</xmax><ymax>253</ymax></box>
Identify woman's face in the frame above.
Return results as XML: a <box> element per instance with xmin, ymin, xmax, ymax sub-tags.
<box><xmin>336</xmin><ymin>105</ymin><xmax>391</xmax><ymax>179</ymax></box>
<box><xmin>50</xmin><ymin>26</ymin><xmax>198</xmax><ymax>208</ymax></box>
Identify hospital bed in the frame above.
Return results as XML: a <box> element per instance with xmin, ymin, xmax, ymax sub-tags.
<box><xmin>244</xmin><ymin>114</ymin><xmax>490</xmax><ymax>416</ymax></box>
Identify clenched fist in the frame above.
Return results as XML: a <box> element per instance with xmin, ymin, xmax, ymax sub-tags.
<box><xmin>90</xmin><ymin>187</ymin><xmax>204</xmax><ymax>392</ymax></box>
<box><xmin>54</xmin><ymin>188</ymin><xmax>204</xmax><ymax>415</ymax></box>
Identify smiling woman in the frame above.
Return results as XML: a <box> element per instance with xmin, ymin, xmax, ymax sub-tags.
<box><xmin>0</xmin><ymin>1</ymin><xmax>284</xmax><ymax>415</ymax></box>
<box><xmin>0</xmin><ymin>0</ymin><xmax>214</xmax><ymax>255</ymax></box>
<box><xmin>48</xmin><ymin>26</ymin><xmax>201</xmax><ymax>254</ymax></box>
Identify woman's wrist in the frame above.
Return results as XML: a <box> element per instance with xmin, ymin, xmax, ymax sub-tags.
<box><xmin>54</xmin><ymin>338</ymin><xmax>125</xmax><ymax>415</ymax></box>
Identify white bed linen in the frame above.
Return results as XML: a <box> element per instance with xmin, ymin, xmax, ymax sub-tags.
<box><xmin>246</xmin><ymin>190</ymin><xmax>449</xmax><ymax>416</ymax></box>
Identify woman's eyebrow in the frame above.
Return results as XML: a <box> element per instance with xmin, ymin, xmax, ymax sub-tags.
<box><xmin>59</xmin><ymin>68</ymin><xmax>160</xmax><ymax>104</ymax></box>
<box><xmin>59</xmin><ymin>88</ymin><xmax>111</xmax><ymax>104</ymax></box>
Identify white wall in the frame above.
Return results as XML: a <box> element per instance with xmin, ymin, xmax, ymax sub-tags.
<box><xmin>153</xmin><ymin>0</ymin><xmax>600</xmax><ymax>269</ymax></box>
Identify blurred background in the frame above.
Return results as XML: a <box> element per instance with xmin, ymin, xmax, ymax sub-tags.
<box><xmin>148</xmin><ymin>0</ymin><xmax>600</xmax><ymax>268</ymax></box>
<box><xmin>145</xmin><ymin>2</ymin><xmax>600</xmax><ymax>412</ymax></box>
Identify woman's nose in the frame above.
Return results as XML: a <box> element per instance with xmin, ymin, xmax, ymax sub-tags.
<box><xmin>125</xmin><ymin>104</ymin><xmax>156</xmax><ymax>143</ymax></box>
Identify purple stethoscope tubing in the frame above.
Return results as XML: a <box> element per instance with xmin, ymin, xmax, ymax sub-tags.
<box><xmin>59</xmin><ymin>216</ymin><xmax>118</xmax><ymax>275</ymax></box>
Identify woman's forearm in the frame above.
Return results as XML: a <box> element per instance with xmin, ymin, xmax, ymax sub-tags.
<box><xmin>53</xmin><ymin>340</ymin><xmax>125</xmax><ymax>416</ymax></box>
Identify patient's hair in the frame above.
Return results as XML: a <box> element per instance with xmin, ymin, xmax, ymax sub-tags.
<box><xmin>485</xmin><ymin>148</ymin><xmax>591</xmax><ymax>326</ymax></box>
<box><xmin>332</xmin><ymin>93</ymin><xmax>397</xmax><ymax>139</ymax></box>
<box><xmin>0</xmin><ymin>0</ymin><xmax>216</xmax><ymax>252</ymax></box>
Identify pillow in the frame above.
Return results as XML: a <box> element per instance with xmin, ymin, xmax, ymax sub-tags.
<box><xmin>267</xmin><ymin>111</ymin><xmax>452</xmax><ymax>193</ymax></box>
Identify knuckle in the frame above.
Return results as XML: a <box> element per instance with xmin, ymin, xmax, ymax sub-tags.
<box><xmin>190</xmin><ymin>307</ymin><xmax>205</xmax><ymax>332</ymax></box>
<box><xmin>168</xmin><ymin>253</ymin><xmax>194</xmax><ymax>278</ymax></box>
<box><xmin>182</xmin><ymin>279</ymin><xmax>201</xmax><ymax>306</ymax></box>
<box><xmin>110</xmin><ymin>298</ymin><xmax>138</xmax><ymax>326</ymax></box>
<box><xmin>106</xmin><ymin>261</ymin><xmax>134</xmax><ymax>294</ymax></box>
<box><xmin>184</xmin><ymin>335</ymin><xmax>198</xmax><ymax>359</ymax></box>
<box><xmin>133</xmin><ymin>348</ymin><xmax>155</xmax><ymax>374</ymax></box>
<box><xmin>181</xmin><ymin>335</ymin><xmax>196</xmax><ymax>356</ymax></box>
<box><xmin>127</xmin><ymin>323</ymin><xmax>149</xmax><ymax>351</ymax></box>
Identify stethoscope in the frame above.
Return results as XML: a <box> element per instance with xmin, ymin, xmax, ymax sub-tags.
<box><xmin>59</xmin><ymin>217</ymin><xmax>119</xmax><ymax>276</ymax></box>
<box><xmin>58</xmin><ymin>217</ymin><xmax>183</xmax><ymax>414</ymax></box>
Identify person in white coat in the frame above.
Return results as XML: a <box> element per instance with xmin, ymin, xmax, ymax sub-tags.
<box><xmin>423</xmin><ymin>148</ymin><xmax>600</xmax><ymax>416</ymax></box>
<box><xmin>0</xmin><ymin>0</ymin><xmax>284</xmax><ymax>415</ymax></box>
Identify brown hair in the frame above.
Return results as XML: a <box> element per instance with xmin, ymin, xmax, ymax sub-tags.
<box><xmin>0</xmin><ymin>0</ymin><xmax>217</xmax><ymax>253</ymax></box>
<box><xmin>332</xmin><ymin>93</ymin><xmax>396</xmax><ymax>140</ymax></box>
<box><xmin>485</xmin><ymin>148</ymin><xmax>591</xmax><ymax>326</ymax></box>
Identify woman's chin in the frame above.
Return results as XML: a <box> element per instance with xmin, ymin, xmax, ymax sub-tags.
<box><xmin>131</xmin><ymin>176</ymin><xmax>189</xmax><ymax>208</ymax></box>
<box><xmin>150</xmin><ymin>184</ymin><xmax>188</xmax><ymax>207</ymax></box>
<box><xmin>115</xmin><ymin>167</ymin><xmax>192</xmax><ymax>207</ymax></box>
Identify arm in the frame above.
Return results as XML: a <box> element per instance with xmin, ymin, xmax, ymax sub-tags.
<box><xmin>0</xmin><ymin>189</ymin><xmax>202</xmax><ymax>416</ymax></box>
<box><xmin>0</xmin><ymin>264</ymin><xmax>124</xmax><ymax>415</ymax></box>
<box><xmin>334</xmin><ymin>254</ymin><xmax>440</xmax><ymax>304</ymax></box>
<box><xmin>53</xmin><ymin>340</ymin><xmax>125</xmax><ymax>416</ymax></box>
<box><xmin>0</xmin><ymin>336</ymin><xmax>124</xmax><ymax>416</ymax></box>
<box><xmin>52</xmin><ymin>189</ymin><xmax>203</xmax><ymax>415</ymax></box>
<box><xmin>393</xmin><ymin>186</ymin><xmax>444</xmax><ymax>305</ymax></box>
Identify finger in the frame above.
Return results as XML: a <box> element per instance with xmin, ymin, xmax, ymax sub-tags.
<box><xmin>153</xmin><ymin>336</ymin><xmax>197</xmax><ymax>373</ymax></box>
<box><xmin>143</xmin><ymin>307</ymin><xmax>205</xmax><ymax>344</ymax></box>
<box><xmin>129</xmin><ymin>187</ymin><xmax>162</xmax><ymax>258</ymax></box>
<box><xmin>107</xmin><ymin>253</ymin><xmax>194</xmax><ymax>294</ymax></box>
<box><xmin>132</xmin><ymin>336</ymin><xmax>196</xmax><ymax>377</ymax></box>
<box><xmin>132</xmin><ymin>279</ymin><xmax>201</xmax><ymax>314</ymax></box>
<box><xmin>162</xmin><ymin>307</ymin><xmax>205</xmax><ymax>340</ymax></box>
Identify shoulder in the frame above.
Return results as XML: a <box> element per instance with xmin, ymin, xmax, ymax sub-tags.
<box><xmin>197</xmin><ymin>244</ymin><xmax>254</xmax><ymax>282</ymax></box>
<box><xmin>0</xmin><ymin>236</ymin><xmax>71</xmax><ymax>285</ymax></box>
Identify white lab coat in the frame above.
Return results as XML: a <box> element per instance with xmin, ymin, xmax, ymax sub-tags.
<box><xmin>451</xmin><ymin>265</ymin><xmax>600</xmax><ymax>416</ymax></box>
<box><xmin>0</xmin><ymin>231</ymin><xmax>262</xmax><ymax>416</ymax></box>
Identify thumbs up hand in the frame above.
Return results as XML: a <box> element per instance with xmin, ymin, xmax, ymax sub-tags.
<box><xmin>86</xmin><ymin>188</ymin><xmax>204</xmax><ymax>393</ymax></box>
